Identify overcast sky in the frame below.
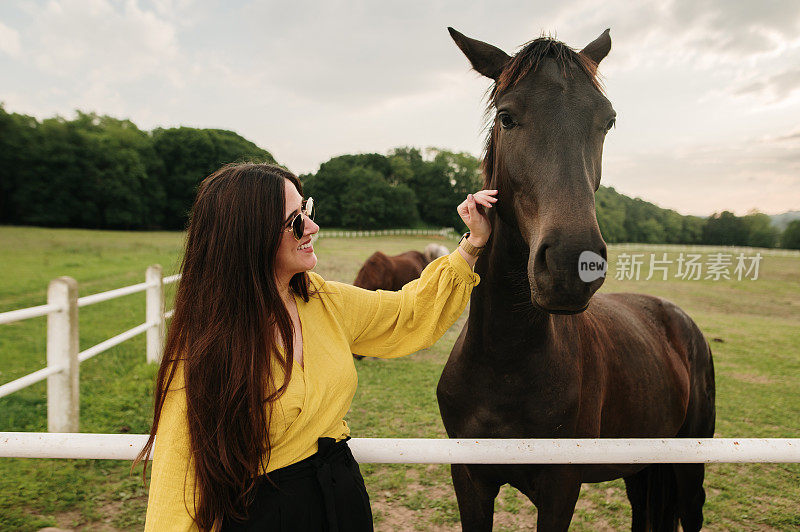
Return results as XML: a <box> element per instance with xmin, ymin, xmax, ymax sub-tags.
<box><xmin>1</xmin><ymin>0</ymin><xmax>799</xmax><ymax>217</ymax></box>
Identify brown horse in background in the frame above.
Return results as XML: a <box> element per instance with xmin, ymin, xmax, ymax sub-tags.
<box><xmin>437</xmin><ymin>28</ymin><xmax>715</xmax><ymax>531</ymax></box>
<box><xmin>353</xmin><ymin>250</ymin><xmax>428</xmax><ymax>291</ymax></box>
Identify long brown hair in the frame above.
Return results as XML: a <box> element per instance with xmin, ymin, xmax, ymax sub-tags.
<box><xmin>134</xmin><ymin>163</ymin><xmax>311</xmax><ymax>529</ymax></box>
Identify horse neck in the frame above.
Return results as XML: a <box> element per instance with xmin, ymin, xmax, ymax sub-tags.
<box><xmin>468</xmin><ymin>215</ymin><xmax>552</xmax><ymax>352</ymax></box>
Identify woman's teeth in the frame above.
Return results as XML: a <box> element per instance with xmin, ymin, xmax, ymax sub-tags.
<box><xmin>298</xmin><ymin>242</ymin><xmax>312</xmax><ymax>250</ymax></box>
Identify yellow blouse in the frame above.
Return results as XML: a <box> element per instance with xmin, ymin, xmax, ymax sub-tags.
<box><xmin>144</xmin><ymin>249</ymin><xmax>480</xmax><ymax>531</ymax></box>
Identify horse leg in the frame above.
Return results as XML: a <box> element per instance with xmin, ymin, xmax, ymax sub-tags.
<box><xmin>525</xmin><ymin>468</ymin><xmax>581</xmax><ymax>532</ymax></box>
<box><xmin>672</xmin><ymin>463</ymin><xmax>706</xmax><ymax>532</ymax></box>
<box><xmin>624</xmin><ymin>469</ymin><xmax>650</xmax><ymax>532</ymax></box>
<box><xmin>450</xmin><ymin>464</ymin><xmax>500</xmax><ymax>532</ymax></box>
<box><xmin>627</xmin><ymin>464</ymin><xmax>680</xmax><ymax>531</ymax></box>
<box><xmin>671</xmin><ymin>331</ymin><xmax>713</xmax><ymax>532</ymax></box>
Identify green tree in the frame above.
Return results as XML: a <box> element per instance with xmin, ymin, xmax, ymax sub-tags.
<box><xmin>339</xmin><ymin>166</ymin><xmax>418</xmax><ymax>229</ymax></box>
<box><xmin>742</xmin><ymin>211</ymin><xmax>779</xmax><ymax>248</ymax></box>
<box><xmin>595</xmin><ymin>187</ymin><xmax>627</xmax><ymax>243</ymax></box>
<box><xmin>0</xmin><ymin>105</ymin><xmax>41</xmax><ymax>224</ymax></box>
<box><xmin>153</xmin><ymin>127</ymin><xmax>275</xmax><ymax>229</ymax></box>
<box><xmin>780</xmin><ymin>220</ymin><xmax>800</xmax><ymax>249</ymax></box>
<box><xmin>2</xmin><ymin>106</ymin><xmax>278</xmax><ymax>230</ymax></box>
<box><xmin>702</xmin><ymin>211</ymin><xmax>748</xmax><ymax>245</ymax></box>
<box><xmin>15</xmin><ymin>112</ymin><xmax>161</xmax><ymax>228</ymax></box>
<box><xmin>430</xmin><ymin>149</ymin><xmax>482</xmax><ymax>230</ymax></box>
<box><xmin>304</xmin><ymin>152</ymin><xmax>422</xmax><ymax>229</ymax></box>
<box><xmin>660</xmin><ymin>210</ymin><xmax>684</xmax><ymax>244</ymax></box>
<box><xmin>681</xmin><ymin>216</ymin><xmax>705</xmax><ymax>244</ymax></box>
<box><xmin>623</xmin><ymin>198</ymin><xmax>666</xmax><ymax>243</ymax></box>
<box><xmin>388</xmin><ymin>147</ymin><xmax>462</xmax><ymax>228</ymax></box>
<box><xmin>303</xmin><ymin>154</ymin><xmax>386</xmax><ymax>227</ymax></box>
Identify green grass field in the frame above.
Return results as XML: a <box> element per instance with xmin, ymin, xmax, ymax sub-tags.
<box><xmin>0</xmin><ymin>225</ymin><xmax>798</xmax><ymax>531</ymax></box>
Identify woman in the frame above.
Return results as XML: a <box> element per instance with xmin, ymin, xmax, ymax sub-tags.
<box><xmin>136</xmin><ymin>163</ymin><xmax>496</xmax><ymax>531</ymax></box>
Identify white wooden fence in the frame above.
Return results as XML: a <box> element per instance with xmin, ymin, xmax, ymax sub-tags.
<box><xmin>0</xmin><ymin>434</ymin><xmax>798</xmax><ymax>463</ymax></box>
<box><xmin>317</xmin><ymin>227</ymin><xmax>457</xmax><ymax>239</ymax></box>
<box><xmin>612</xmin><ymin>242</ymin><xmax>800</xmax><ymax>257</ymax></box>
<box><xmin>0</xmin><ymin>265</ymin><xmax>180</xmax><ymax>432</ymax></box>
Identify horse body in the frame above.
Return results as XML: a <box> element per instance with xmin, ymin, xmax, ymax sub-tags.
<box><xmin>353</xmin><ymin>250</ymin><xmax>428</xmax><ymax>291</ymax></box>
<box><xmin>438</xmin><ymin>27</ymin><xmax>715</xmax><ymax>531</ymax></box>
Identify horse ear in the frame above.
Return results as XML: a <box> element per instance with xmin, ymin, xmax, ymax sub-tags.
<box><xmin>580</xmin><ymin>28</ymin><xmax>611</xmax><ymax>65</ymax></box>
<box><xmin>448</xmin><ymin>27</ymin><xmax>511</xmax><ymax>81</ymax></box>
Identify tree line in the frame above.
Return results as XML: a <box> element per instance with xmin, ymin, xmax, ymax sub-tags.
<box><xmin>1</xmin><ymin>105</ymin><xmax>798</xmax><ymax>248</ymax></box>
<box><xmin>303</xmin><ymin>149</ymin><xmax>799</xmax><ymax>249</ymax></box>
<box><xmin>300</xmin><ymin>147</ymin><xmax>483</xmax><ymax>231</ymax></box>
<box><xmin>594</xmin><ymin>186</ymin><xmax>799</xmax><ymax>248</ymax></box>
<box><xmin>0</xmin><ymin>105</ymin><xmax>276</xmax><ymax>229</ymax></box>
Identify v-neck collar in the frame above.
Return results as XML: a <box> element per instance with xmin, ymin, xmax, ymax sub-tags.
<box><xmin>290</xmin><ymin>291</ymin><xmax>305</xmax><ymax>370</ymax></box>
<box><xmin>290</xmin><ymin>291</ymin><xmax>311</xmax><ymax>418</ymax></box>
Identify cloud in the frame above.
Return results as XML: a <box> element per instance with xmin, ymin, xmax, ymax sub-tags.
<box><xmin>1</xmin><ymin>0</ymin><xmax>798</xmax><ymax>214</ymax></box>
<box><xmin>547</xmin><ymin>0</ymin><xmax>800</xmax><ymax>78</ymax></box>
<box><xmin>210</xmin><ymin>2</ymin><xmax>460</xmax><ymax>107</ymax></box>
<box><xmin>734</xmin><ymin>67</ymin><xmax>800</xmax><ymax>103</ymax></box>
<box><xmin>604</xmin><ymin>133</ymin><xmax>800</xmax><ymax>216</ymax></box>
<box><xmin>27</xmin><ymin>0</ymin><xmax>180</xmax><ymax>84</ymax></box>
<box><xmin>773</xmin><ymin>130</ymin><xmax>800</xmax><ymax>142</ymax></box>
<box><xmin>0</xmin><ymin>20</ymin><xmax>21</xmax><ymax>57</ymax></box>
<box><xmin>669</xmin><ymin>0</ymin><xmax>800</xmax><ymax>57</ymax></box>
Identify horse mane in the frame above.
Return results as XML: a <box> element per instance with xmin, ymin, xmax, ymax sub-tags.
<box><xmin>482</xmin><ymin>36</ymin><xmax>605</xmax><ymax>188</ymax></box>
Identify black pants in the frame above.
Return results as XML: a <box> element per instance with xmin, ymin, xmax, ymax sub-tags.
<box><xmin>221</xmin><ymin>437</ymin><xmax>373</xmax><ymax>531</ymax></box>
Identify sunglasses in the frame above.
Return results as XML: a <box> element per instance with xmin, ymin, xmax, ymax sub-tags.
<box><xmin>284</xmin><ymin>197</ymin><xmax>315</xmax><ymax>241</ymax></box>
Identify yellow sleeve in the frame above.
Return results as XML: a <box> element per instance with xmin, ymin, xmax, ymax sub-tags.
<box><xmin>327</xmin><ymin>248</ymin><xmax>480</xmax><ymax>358</ymax></box>
<box><xmin>144</xmin><ymin>366</ymin><xmax>200</xmax><ymax>532</ymax></box>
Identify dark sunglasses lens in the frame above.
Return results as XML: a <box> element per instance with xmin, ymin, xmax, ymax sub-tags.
<box><xmin>292</xmin><ymin>214</ymin><xmax>304</xmax><ymax>240</ymax></box>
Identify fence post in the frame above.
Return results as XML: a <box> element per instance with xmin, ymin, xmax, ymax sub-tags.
<box><xmin>47</xmin><ymin>277</ymin><xmax>79</xmax><ymax>433</ymax></box>
<box><xmin>146</xmin><ymin>265</ymin><xmax>165</xmax><ymax>364</ymax></box>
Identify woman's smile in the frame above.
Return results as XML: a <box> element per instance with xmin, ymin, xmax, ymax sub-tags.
<box><xmin>297</xmin><ymin>239</ymin><xmax>314</xmax><ymax>253</ymax></box>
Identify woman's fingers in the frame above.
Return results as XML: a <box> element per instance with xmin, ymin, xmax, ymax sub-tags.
<box><xmin>473</xmin><ymin>196</ymin><xmax>494</xmax><ymax>209</ymax></box>
<box><xmin>472</xmin><ymin>192</ymin><xmax>496</xmax><ymax>209</ymax></box>
<box><xmin>472</xmin><ymin>190</ymin><xmax>498</xmax><ymax>207</ymax></box>
<box><xmin>458</xmin><ymin>190</ymin><xmax>498</xmax><ymax>225</ymax></box>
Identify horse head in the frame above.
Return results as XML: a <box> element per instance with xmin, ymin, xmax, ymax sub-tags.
<box><xmin>450</xmin><ymin>27</ymin><xmax>613</xmax><ymax>314</ymax></box>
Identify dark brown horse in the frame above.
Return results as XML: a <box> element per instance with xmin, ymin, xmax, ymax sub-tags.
<box><xmin>437</xmin><ymin>28</ymin><xmax>716</xmax><ymax>531</ymax></box>
<box><xmin>353</xmin><ymin>250</ymin><xmax>429</xmax><ymax>291</ymax></box>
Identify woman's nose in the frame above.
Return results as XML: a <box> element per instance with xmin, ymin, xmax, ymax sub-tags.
<box><xmin>306</xmin><ymin>218</ymin><xmax>320</xmax><ymax>235</ymax></box>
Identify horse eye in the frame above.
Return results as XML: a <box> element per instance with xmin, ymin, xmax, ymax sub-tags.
<box><xmin>606</xmin><ymin>118</ymin><xmax>616</xmax><ymax>132</ymax></box>
<box><xmin>498</xmin><ymin>112</ymin><xmax>516</xmax><ymax>130</ymax></box>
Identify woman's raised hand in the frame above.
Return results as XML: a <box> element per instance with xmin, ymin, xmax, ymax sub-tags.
<box><xmin>457</xmin><ymin>190</ymin><xmax>497</xmax><ymax>246</ymax></box>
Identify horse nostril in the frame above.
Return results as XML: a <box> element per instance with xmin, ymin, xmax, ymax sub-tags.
<box><xmin>599</xmin><ymin>245</ymin><xmax>607</xmax><ymax>261</ymax></box>
<box><xmin>534</xmin><ymin>243</ymin><xmax>550</xmax><ymax>274</ymax></box>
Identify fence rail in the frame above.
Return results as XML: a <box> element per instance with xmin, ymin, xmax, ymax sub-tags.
<box><xmin>0</xmin><ymin>266</ymin><xmax>179</xmax><ymax>432</ymax></box>
<box><xmin>1</xmin><ymin>433</ymin><xmax>798</xmax><ymax>463</ymax></box>
<box><xmin>611</xmin><ymin>242</ymin><xmax>800</xmax><ymax>257</ymax></box>
<box><xmin>0</xmin><ymin>304</ymin><xmax>60</xmax><ymax>325</ymax></box>
<box><xmin>317</xmin><ymin>228</ymin><xmax>457</xmax><ymax>239</ymax></box>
